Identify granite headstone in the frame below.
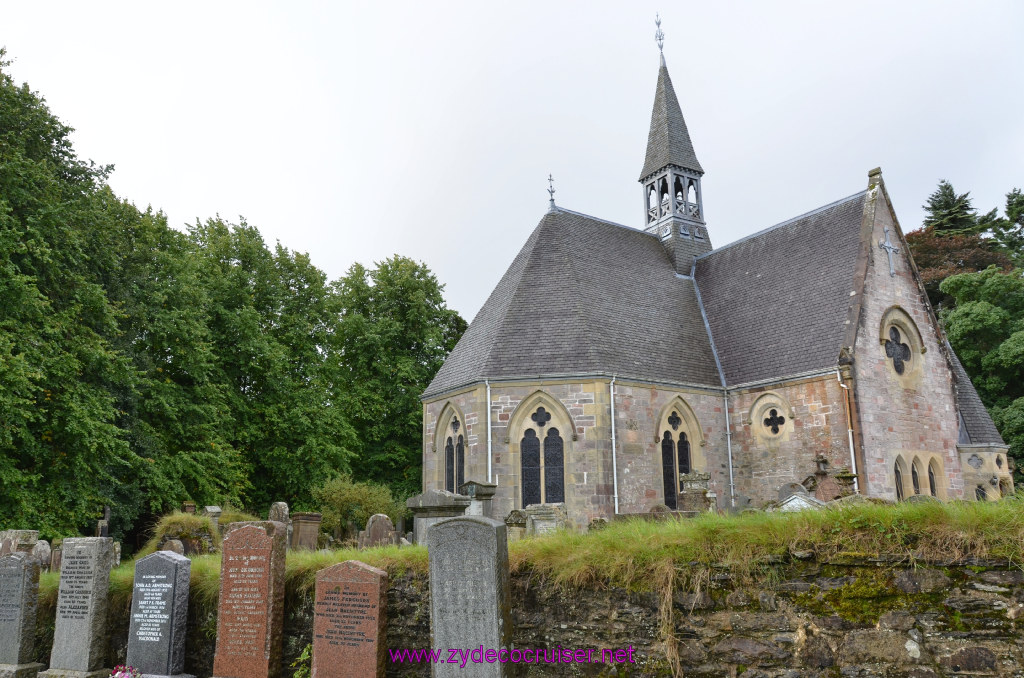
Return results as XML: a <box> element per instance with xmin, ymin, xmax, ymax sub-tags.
<box><xmin>126</xmin><ymin>551</ymin><xmax>193</xmax><ymax>678</ymax></box>
<box><xmin>0</xmin><ymin>553</ymin><xmax>45</xmax><ymax>678</ymax></box>
<box><xmin>211</xmin><ymin>521</ymin><xmax>286</xmax><ymax>678</ymax></box>
<box><xmin>40</xmin><ymin>537</ymin><xmax>114</xmax><ymax>678</ymax></box>
<box><xmin>312</xmin><ymin>561</ymin><xmax>388</xmax><ymax>678</ymax></box>
<box><xmin>427</xmin><ymin>516</ymin><xmax>512</xmax><ymax>677</ymax></box>
<box><xmin>357</xmin><ymin>515</ymin><xmax>396</xmax><ymax>549</ymax></box>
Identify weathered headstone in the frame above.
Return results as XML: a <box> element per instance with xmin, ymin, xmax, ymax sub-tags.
<box><xmin>212</xmin><ymin>521</ymin><xmax>286</xmax><ymax>678</ymax></box>
<box><xmin>40</xmin><ymin>537</ymin><xmax>114</xmax><ymax>678</ymax></box>
<box><xmin>181</xmin><ymin>501</ymin><xmax>197</xmax><ymax>514</ymax></box>
<box><xmin>406</xmin><ymin>490</ymin><xmax>470</xmax><ymax>545</ymax></box>
<box><xmin>202</xmin><ymin>506</ymin><xmax>222</xmax><ymax>533</ymax></box>
<box><xmin>0</xmin><ymin>531</ymin><xmax>38</xmax><ymax>555</ymax></box>
<box><xmin>678</xmin><ymin>472</ymin><xmax>713</xmax><ymax>512</ymax></box>
<box><xmin>524</xmin><ymin>504</ymin><xmax>566</xmax><ymax>536</ymax></box>
<box><xmin>0</xmin><ymin>553</ymin><xmax>45</xmax><ymax>678</ymax></box>
<box><xmin>458</xmin><ymin>481</ymin><xmax>498</xmax><ymax>518</ymax></box>
<box><xmin>357</xmin><ymin>515</ymin><xmax>397</xmax><ymax>549</ymax></box>
<box><xmin>162</xmin><ymin>540</ymin><xmax>185</xmax><ymax>555</ymax></box>
<box><xmin>30</xmin><ymin>541</ymin><xmax>50</xmax><ymax>573</ymax></box>
<box><xmin>126</xmin><ymin>551</ymin><xmax>192</xmax><ymax>678</ymax></box>
<box><xmin>49</xmin><ymin>548</ymin><xmax>62</xmax><ymax>573</ymax></box>
<box><xmin>503</xmin><ymin>510</ymin><xmax>526</xmax><ymax>543</ymax></box>
<box><xmin>268</xmin><ymin>502</ymin><xmax>289</xmax><ymax>524</ymax></box>
<box><xmin>312</xmin><ymin>561</ymin><xmax>388</xmax><ymax>678</ymax></box>
<box><xmin>428</xmin><ymin>516</ymin><xmax>512</xmax><ymax>677</ymax></box>
<box><xmin>290</xmin><ymin>513</ymin><xmax>322</xmax><ymax>551</ymax></box>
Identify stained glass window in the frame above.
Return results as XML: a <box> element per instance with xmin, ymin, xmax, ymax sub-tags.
<box><xmin>544</xmin><ymin>428</ymin><xmax>565</xmax><ymax>503</ymax></box>
<box><xmin>911</xmin><ymin>464</ymin><xmax>920</xmax><ymax>495</ymax></box>
<box><xmin>764</xmin><ymin>409</ymin><xmax>786</xmax><ymax>434</ymax></box>
<box><xmin>894</xmin><ymin>462</ymin><xmax>904</xmax><ymax>501</ymax></box>
<box><xmin>885</xmin><ymin>327</ymin><xmax>912</xmax><ymax>375</ymax></box>
<box><xmin>678</xmin><ymin>432</ymin><xmax>691</xmax><ymax>475</ymax></box>
<box><xmin>661</xmin><ymin>432</ymin><xmax>676</xmax><ymax>510</ymax></box>
<box><xmin>521</xmin><ymin>429</ymin><xmax>541</xmax><ymax>506</ymax></box>
<box><xmin>456</xmin><ymin>435</ymin><xmax>465</xmax><ymax>489</ymax></box>
<box><xmin>928</xmin><ymin>464</ymin><xmax>937</xmax><ymax>497</ymax></box>
<box><xmin>445</xmin><ymin>436</ymin><xmax>455</xmax><ymax>493</ymax></box>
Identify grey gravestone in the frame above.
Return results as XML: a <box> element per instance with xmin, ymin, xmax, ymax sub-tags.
<box><xmin>201</xmin><ymin>506</ymin><xmax>222</xmax><ymax>533</ymax></box>
<box><xmin>0</xmin><ymin>531</ymin><xmax>38</xmax><ymax>555</ymax></box>
<box><xmin>524</xmin><ymin>504</ymin><xmax>565</xmax><ymax>536</ymax></box>
<box><xmin>31</xmin><ymin>541</ymin><xmax>50</xmax><ymax>573</ymax></box>
<box><xmin>161</xmin><ymin>540</ymin><xmax>185</xmax><ymax>555</ymax></box>
<box><xmin>40</xmin><ymin>537</ymin><xmax>114</xmax><ymax>678</ymax></box>
<box><xmin>458</xmin><ymin>481</ymin><xmax>497</xmax><ymax>518</ymax></box>
<box><xmin>126</xmin><ymin>552</ymin><xmax>193</xmax><ymax>678</ymax></box>
<box><xmin>0</xmin><ymin>553</ymin><xmax>45</xmax><ymax>678</ymax></box>
<box><xmin>358</xmin><ymin>514</ymin><xmax>397</xmax><ymax>549</ymax></box>
<box><xmin>428</xmin><ymin>516</ymin><xmax>512</xmax><ymax>677</ymax></box>
<box><xmin>777</xmin><ymin>482</ymin><xmax>808</xmax><ymax>502</ymax></box>
<box><xmin>406</xmin><ymin>490</ymin><xmax>470</xmax><ymax>545</ymax></box>
<box><xmin>268</xmin><ymin>503</ymin><xmax>291</xmax><ymax>549</ymax></box>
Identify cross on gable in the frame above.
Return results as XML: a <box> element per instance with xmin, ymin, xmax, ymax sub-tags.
<box><xmin>878</xmin><ymin>227</ymin><xmax>900</xmax><ymax>277</ymax></box>
<box><xmin>764</xmin><ymin>409</ymin><xmax>786</xmax><ymax>434</ymax></box>
<box><xmin>885</xmin><ymin>327</ymin><xmax>911</xmax><ymax>374</ymax></box>
<box><xmin>532</xmin><ymin>407</ymin><xmax>551</xmax><ymax>427</ymax></box>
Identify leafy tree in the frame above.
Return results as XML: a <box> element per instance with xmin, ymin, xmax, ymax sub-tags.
<box><xmin>311</xmin><ymin>474</ymin><xmax>405</xmax><ymax>541</ymax></box>
<box><xmin>940</xmin><ymin>267</ymin><xmax>1024</xmax><ymax>476</ymax></box>
<box><xmin>334</xmin><ymin>257</ymin><xmax>467</xmax><ymax>498</ymax></box>
<box><xmin>982</xmin><ymin>189</ymin><xmax>1024</xmax><ymax>265</ymax></box>
<box><xmin>905</xmin><ymin>229</ymin><xmax>1011</xmax><ymax>308</ymax></box>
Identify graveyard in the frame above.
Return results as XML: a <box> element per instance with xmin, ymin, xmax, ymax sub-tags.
<box><xmin>1</xmin><ymin>497</ymin><xmax>1023</xmax><ymax>677</ymax></box>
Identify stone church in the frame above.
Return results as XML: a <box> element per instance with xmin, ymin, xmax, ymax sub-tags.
<box><xmin>419</xmin><ymin>39</ymin><xmax>1013</xmax><ymax>530</ymax></box>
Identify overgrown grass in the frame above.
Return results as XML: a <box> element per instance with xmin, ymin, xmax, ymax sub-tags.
<box><xmin>136</xmin><ymin>512</ymin><xmax>220</xmax><ymax>557</ymax></box>
<box><xmin>36</xmin><ymin>499</ymin><xmax>1024</xmax><ymax>604</ymax></box>
<box><xmin>507</xmin><ymin>498</ymin><xmax>1024</xmax><ymax>592</ymax></box>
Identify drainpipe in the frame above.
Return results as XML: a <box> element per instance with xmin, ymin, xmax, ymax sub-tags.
<box><xmin>486</xmin><ymin>380</ymin><xmax>492</xmax><ymax>484</ymax></box>
<box><xmin>610</xmin><ymin>376</ymin><xmax>619</xmax><ymax>515</ymax></box>
<box><xmin>836</xmin><ymin>369</ymin><xmax>859</xmax><ymax>493</ymax></box>
<box><xmin>724</xmin><ymin>391</ymin><xmax>735</xmax><ymax>507</ymax></box>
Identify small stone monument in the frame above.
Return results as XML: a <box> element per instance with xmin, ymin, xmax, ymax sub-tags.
<box><xmin>161</xmin><ymin>540</ymin><xmax>185</xmax><ymax>556</ymax></box>
<box><xmin>503</xmin><ymin>510</ymin><xmax>527</xmax><ymax>542</ymax></box>
<box><xmin>0</xmin><ymin>531</ymin><xmax>38</xmax><ymax>555</ymax></box>
<box><xmin>677</xmin><ymin>472</ymin><xmax>713</xmax><ymax>513</ymax></box>
<box><xmin>211</xmin><ymin>521</ymin><xmax>286</xmax><ymax>678</ymax></box>
<box><xmin>126</xmin><ymin>551</ymin><xmax>193</xmax><ymax>678</ymax></box>
<box><xmin>201</xmin><ymin>506</ymin><xmax>223</xmax><ymax>533</ymax></box>
<box><xmin>458</xmin><ymin>481</ymin><xmax>498</xmax><ymax>518</ymax></box>
<box><xmin>181</xmin><ymin>502</ymin><xmax>197</xmax><ymax>514</ymax></box>
<box><xmin>290</xmin><ymin>513</ymin><xmax>322</xmax><ymax>550</ymax></box>
<box><xmin>406</xmin><ymin>490</ymin><xmax>470</xmax><ymax>545</ymax></box>
<box><xmin>30</xmin><ymin>541</ymin><xmax>50</xmax><ymax>572</ymax></box>
<box><xmin>313</xmin><ymin>561</ymin><xmax>388</xmax><ymax>678</ymax></box>
<box><xmin>40</xmin><ymin>537</ymin><xmax>115</xmax><ymax>678</ymax></box>
<box><xmin>357</xmin><ymin>515</ymin><xmax>397</xmax><ymax>549</ymax></box>
<box><xmin>268</xmin><ymin>503</ymin><xmax>291</xmax><ymax>548</ymax></box>
<box><xmin>0</xmin><ymin>553</ymin><xmax>45</xmax><ymax>678</ymax></box>
<box><xmin>524</xmin><ymin>504</ymin><xmax>566</xmax><ymax>536</ymax></box>
<box><xmin>49</xmin><ymin>548</ymin><xmax>62</xmax><ymax>573</ymax></box>
<box><xmin>428</xmin><ymin>516</ymin><xmax>512</xmax><ymax>677</ymax></box>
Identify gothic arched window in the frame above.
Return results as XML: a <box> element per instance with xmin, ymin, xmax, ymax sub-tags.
<box><xmin>894</xmin><ymin>462</ymin><xmax>905</xmax><ymax>501</ymax></box>
<box><xmin>976</xmin><ymin>485</ymin><xmax>987</xmax><ymax>501</ymax></box>
<box><xmin>544</xmin><ymin>428</ymin><xmax>565</xmax><ymax>503</ymax></box>
<box><xmin>928</xmin><ymin>464</ymin><xmax>937</xmax><ymax>497</ymax></box>
<box><xmin>911</xmin><ymin>461</ymin><xmax>921</xmax><ymax>495</ymax></box>
<box><xmin>661</xmin><ymin>431</ymin><xmax>677</xmax><ymax>510</ymax></box>
<box><xmin>678</xmin><ymin>432</ymin><xmax>691</xmax><ymax>475</ymax></box>
<box><xmin>444</xmin><ymin>436</ymin><xmax>455</xmax><ymax>493</ymax></box>
<box><xmin>456</xmin><ymin>434</ymin><xmax>465</xmax><ymax>490</ymax></box>
<box><xmin>521</xmin><ymin>429</ymin><xmax>541</xmax><ymax>506</ymax></box>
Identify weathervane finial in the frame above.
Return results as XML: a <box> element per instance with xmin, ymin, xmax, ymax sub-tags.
<box><xmin>655</xmin><ymin>14</ymin><xmax>665</xmax><ymax>53</ymax></box>
<box><xmin>547</xmin><ymin>174</ymin><xmax>556</xmax><ymax>212</ymax></box>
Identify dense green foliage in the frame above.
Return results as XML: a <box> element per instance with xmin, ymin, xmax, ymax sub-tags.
<box><xmin>312</xmin><ymin>474</ymin><xmax>407</xmax><ymax>541</ymax></box>
<box><xmin>0</xmin><ymin>54</ymin><xmax>464</xmax><ymax>539</ymax></box>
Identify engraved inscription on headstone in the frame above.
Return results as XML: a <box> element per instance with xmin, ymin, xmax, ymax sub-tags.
<box><xmin>0</xmin><ymin>553</ymin><xmax>45</xmax><ymax>678</ymax></box>
<box><xmin>428</xmin><ymin>516</ymin><xmax>512</xmax><ymax>678</ymax></box>
<box><xmin>313</xmin><ymin>561</ymin><xmax>387</xmax><ymax>678</ymax></box>
<box><xmin>212</xmin><ymin>522</ymin><xmax>286</xmax><ymax>678</ymax></box>
<box><xmin>40</xmin><ymin>537</ymin><xmax>114</xmax><ymax>678</ymax></box>
<box><xmin>126</xmin><ymin>551</ymin><xmax>193</xmax><ymax>678</ymax></box>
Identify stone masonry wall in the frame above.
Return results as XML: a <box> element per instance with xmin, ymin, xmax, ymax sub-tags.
<box><xmin>853</xmin><ymin>181</ymin><xmax>964</xmax><ymax>500</ymax></box>
<box><xmin>41</xmin><ymin>555</ymin><xmax>1024</xmax><ymax>677</ymax></box>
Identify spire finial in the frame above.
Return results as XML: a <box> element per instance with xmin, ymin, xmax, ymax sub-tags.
<box><xmin>655</xmin><ymin>14</ymin><xmax>665</xmax><ymax>62</ymax></box>
<box><xmin>547</xmin><ymin>174</ymin><xmax>557</xmax><ymax>212</ymax></box>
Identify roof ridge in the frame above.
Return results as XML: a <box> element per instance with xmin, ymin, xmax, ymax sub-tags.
<box><xmin>550</xmin><ymin>206</ymin><xmax>652</xmax><ymax>235</ymax></box>
<box><xmin>696</xmin><ymin>190</ymin><xmax>868</xmax><ymax>260</ymax></box>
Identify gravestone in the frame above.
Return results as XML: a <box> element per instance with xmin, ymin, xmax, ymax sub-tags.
<box><xmin>181</xmin><ymin>502</ymin><xmax>197</xmax><ymax>514</ymax></box>
<box><xmin>428</xmin><ymin>516</ymin><xmax>512</xmax><ymax>677</ymax></box>
<box><xmin>357</xmin><ymin>515</ymin><xmax>397</xmax><ymax>549</ymax></box>
<box><xmin>777</xmin><ymin>482</ymin><xmax>808</xmax><ymax>502</ymax></box>
<box><xmin>312</xmin><ymin>561</ymin><xmax>387</xmax><ymax>678</ymax></box>
<box><xmin>202</xmin><ymin>506</ymin><xmax>222</xmax><ymax>533</ymax></box>
<box><xmin>677</xmin><ymin>472</ymin><xmax>713</xmax><ymax>513</ymax></box>
<box><xmin>268</xmin><ymin>503</ymin><xmax>291</xmax><ymax>548</ymax></box>
<box><xmin>503</xmin><ymin>510</ymin><xmax>526</xmax><ymax>543</ymax></box>
<box><xmin>49</xmin><ymin>548</ymin><xmax>62</xmax><ymax>573</ymax></box>
<box><xmin>40</xmin><ymin>537</ymin><xmax>114</xmax><ymax>678</ymax></box>
<box><xmin>0</xmin><ymin>553</ymin><xmax>45</xmax><ymax>678</ymax></box>
<box><xmin>162</xmin><ymin>540</ymin><xmax>185</xmax><ymax>555</ymax></box>
<box><xmin>212</xmin><ymin>521</ymin><xmax>286</xmax><ymax>678</ymax></box>
<box><xmin>290</xmin><ymin>513</ymin><xmax>322</xmax><ymax>551</ymax></box>
<box><xmin>126</xmin><ymin>551</ymin><xmax>192</xmax><ymax>678</ymax></box>
<box><xmin>30</xmin><ymin>541</ymin><xmax>50</xmax><ymax>572</ymax></box>
<box><xmin>0</xmin><ymin>531</ymin><xmax>38</xmax><ymax>555</ymax></box>
<box><xmin>524</xmin><ymin>504</ymin><xmax>566</xmax><ymax>536</ymax></box>
<box><xmin>458</xmin><ymin>481</ymin><xmax>498</xmax><ymax>518</ymax></box>
<box><xmin>406</xmin><ymin>490</ymin><xmax>470</xmax><ymax>545</ymax></box>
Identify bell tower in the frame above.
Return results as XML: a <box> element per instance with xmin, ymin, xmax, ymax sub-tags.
<box><xmin>640</xmin><ymin>16</ymin><xmax>711</xmax><ymax>272</ymax></box>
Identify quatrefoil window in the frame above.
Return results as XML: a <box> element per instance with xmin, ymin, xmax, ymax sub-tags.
<box><xmin>668</xmin><ymin>411</ymin><xmax>681</xmax><ymax>430</ymax></box>
<box><xmin>763</xmin><ymin>409</ymin><xmax>786</xmax><ymax>434</ymax></box>
<box><xmin>885</xmin><ymin>327</ymin><xmax>912</xmax><ymax>375</ymax></box>
<box><xmin>531</xmin><ymin>407</ymin><xmax>551</xmax><ymax>427</ymax></box>
<box><xmin>451</xmin><ymin>418</ymin><xmax>460</xmax><ymax>433</ymax></box>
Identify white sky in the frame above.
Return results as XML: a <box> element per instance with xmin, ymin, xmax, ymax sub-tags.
<box><xmin>5</xmin><ymin>1</ymin><xmax>1023</xmax><ymax>320</ymax></box>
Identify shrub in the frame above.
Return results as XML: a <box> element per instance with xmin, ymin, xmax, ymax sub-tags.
<box><xmin>312</xmin><ymin>475</ymin><xmax>405</xmax><ymax>541</ymax></box>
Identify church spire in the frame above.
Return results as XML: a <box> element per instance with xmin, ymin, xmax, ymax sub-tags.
<box><xmin>640</xmin><ymin>15</ymin><xmax>710</xmax><ymax>269</ymax></box>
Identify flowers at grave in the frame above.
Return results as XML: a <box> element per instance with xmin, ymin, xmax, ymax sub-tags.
<box><xmin>110</xmin><ymin>666</ymin><xmax>141</xmax><ymax>678</ymax></box>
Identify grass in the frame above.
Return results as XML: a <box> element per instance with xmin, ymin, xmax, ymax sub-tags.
<box><xmin>136</xmin><ymin>512</ymin><xmax>220</xmax><ymax>557</ymax></box>
<box><xmin>36</xmin><ymin>498</ymin><xmax>1024</xmax><ymax>604</ymax></box>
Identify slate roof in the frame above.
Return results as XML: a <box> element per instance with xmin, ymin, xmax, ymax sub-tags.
<box><xmin>694</xmin><ymin>192</ymin><xmax>868</xmax><ymax>386</ymax></box>
<box><xmin>423</xmin><ymin>208</ymin><xmax>722</xmax><ymax>397</ymax></box>
<box><xmin>639</xmin><ymin>59</ymin><xmax>703</xmax><ymax>181</ymax></box>
<box><xmin>947</xmin><ymin>342</ymin><xmax>1005</xmax><ymax>445</ymax></box>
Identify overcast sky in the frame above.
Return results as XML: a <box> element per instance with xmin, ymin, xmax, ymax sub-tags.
<box><xmin>5</xmin><ymin>1</ymin><xmax>1023</xmax><ymax>320</ymax></box>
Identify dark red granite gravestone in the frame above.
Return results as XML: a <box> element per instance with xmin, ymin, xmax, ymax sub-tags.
<box><xmin>212</xmin><ymin>522</ymin><xmax>286</xmax><ymax>678</ymax></box>
<box><xmin>312</xmin><ymin>561</ymin><xmax>387</xmax><ymax>678</ymax></box>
